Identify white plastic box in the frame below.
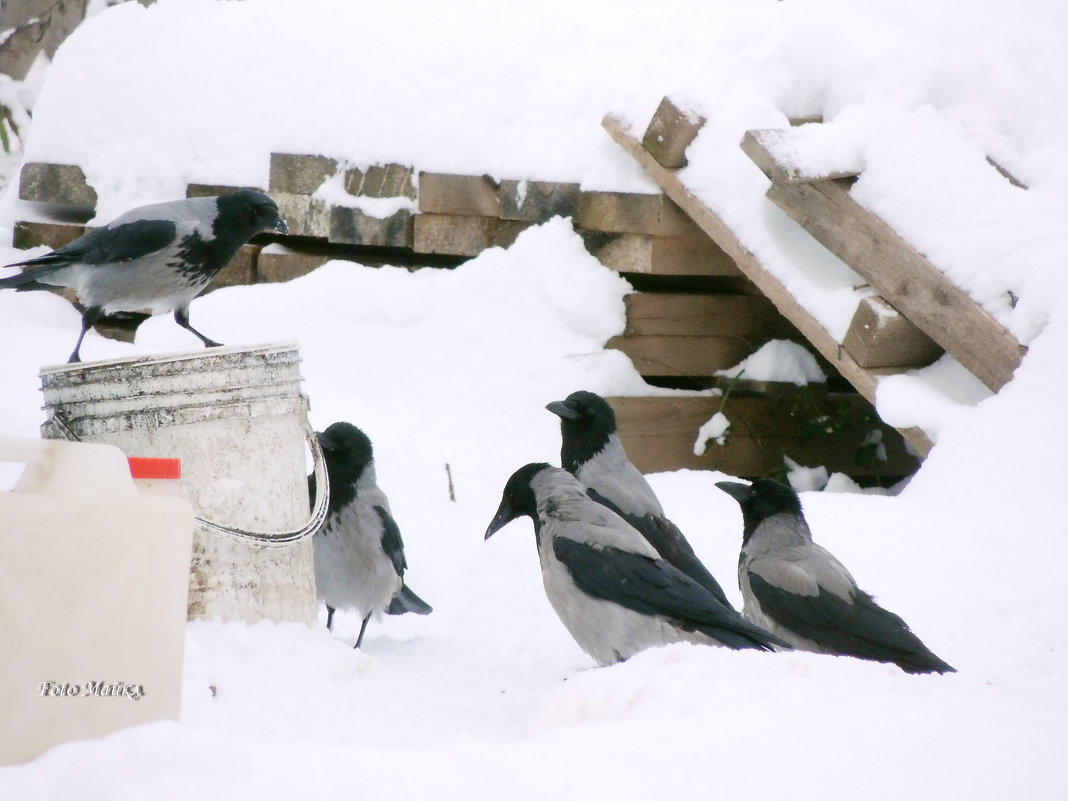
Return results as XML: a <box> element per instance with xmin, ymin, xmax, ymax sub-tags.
<box><xmin>0</xmin><ymin>437</ymin><xmax>193</xmax><ymax>765</ymax></box>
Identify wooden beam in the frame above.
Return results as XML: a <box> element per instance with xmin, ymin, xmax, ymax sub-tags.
<box><xmin>623</xmin><ymin>293</ymin><xmax>796</xmax><ymax>338</ymax></box>
<box><xmin>842</xmin><ymin>295</ymin><xmax>944</xmax><ymax>369</ymax></box>
<box><xmin>607</xmin><ymin>395</ymin><xmax>919</xmax><ymax>479</ymax></box>
<box><xmin>601</xmin><ymin>113</ymin><xmax>933</xmax><ymax>456</ymax></box>
<box><xmin>607</xmin><ymin>334</ymin><xmax>755</xmax><ymax>377</ymax></box>
<box><xmin>743</xmin><ymin>130</ymin><xmax>1026</xmax><ymax>392</ymax></box>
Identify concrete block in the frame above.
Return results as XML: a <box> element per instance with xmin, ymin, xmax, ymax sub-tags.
<box><xmin>330</xmin><ymin>206</ymin><xmax>412</xmax><ymax>248</ymax></box>
<box><xmin>273</xmin><ymin>193</ymin><xmax>330</xmax><ymax>238</ymax></box>
<box><xmin>344</xmin><ymin>164</ymin><xmax>416</xmax><ymax>199</ymax></box>
<box><xmin>269</xmin><ymin>153</ymin><xmax>338</xmax><ymax>195</ymax></box>
<box><xmin>499</xmin><ymin>180</ymin><xmax>580</xmax><ymax>222</ymax></box>
<box><xmin>577</xmin><ymin>191</ymin><xmax>692</xmax><ymax>236</ymax></box>
<box><xmin>418</xmin><ymin>173</ymin><xmax>500</xmax><ymax>217</ymax></box>
<box><xmin>257</xmin><ymin>247</ymin><xmax>331</xmax><ymax>284</ymax></box>
<box><xmin>413</xmin><ymin>213</ymin><xmax>497</xmax><ymax>257</ymax></box>
<box><xmin>13</xmin><ymin>220</ymin><xmax>86</xmax><ymax>251</ymax></box>
<box><xmin>19</xmin><ymin>162</ymin><xmax>97</xmax><ymax>208</ymax></box>
<box><xmin>642</xmin><ymin>96</ymin><xmax>705</xmax><ymax>169</ymax></box>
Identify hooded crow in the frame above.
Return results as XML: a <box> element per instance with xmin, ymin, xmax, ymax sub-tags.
<box><xmin>547</xmin><ymin>390</ymin><xmax>734</xmax><ymax>609</ymax></box>
<box><xmin>0</xmin><ymin>188</ymin><xmax>288</xmax><ymax>362</ymax></box>
<box><xmin>716</xmin><ymin>478</ymin><xmax>955</xmax><ymax>674</ymax></box>
<box><xmin>309</xmin><ymin>422</ymin><xmax>432</xmax><ymax>648</ymax></box>
<box><xmin>485</xmin><ymin>463</ymin><xmax>788</xmax><ymax>667</ymax></box>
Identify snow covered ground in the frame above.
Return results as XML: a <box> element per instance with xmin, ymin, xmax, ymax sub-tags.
<box><xmin>1</xmin><ymin>0</ymin><xmax>1067</xmax><ymax>798</ymax></box>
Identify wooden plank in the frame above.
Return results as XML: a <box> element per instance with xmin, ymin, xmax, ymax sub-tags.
<box><xmin>587</xmin><ymin>230</ymin><xmax>742</xmax><ymax>277</ymax></box>
<box><xmin>607</xmin><ymin>334</ymin><xmax>754</xmax><ymax>377</ymax></box>
<box><xmin>642</xmin><ymin>96</ymin><xmax>705</xmax><ymax>169</ymax></box>
<box><xmin>764</xmin><ymin>178</ymin><xmax>1024</xmax><ymax>392</ymax></box>
<box><xmin>843</xmin><ymin>295</ymin><xmax>943</xmax><ymax>369</ymax></box>
<box><xmin>418</xmin><ymin>173</ymin><xmax>500</xmax><ymax>217</ymax></box>
<box><xmin>740</xmin><ymin>129</ymin><xmax>858</xmax><ymax>183</ymax></box>
<box><xmin>577</xmin><ymin>190</ymin><xmax>695</xmax><ymax>236</ymax></box>
<box><xmin>601</xmin><ymin>113</ymin><xmax>933</xmax><ymax>457</ymax></box>
<box><xmin>623</xmin><ymin>293</ymin><xmax>796</xmax><ymax>338</ymax></box>
<box><xmin>607</xmin><ymin>395</ymin><xmax>919</xmax><ymax>479</ymax></box>
<box><xmin>744</xmin><ymin>128</ymin><xmax>1026</xmax><ymax>391</ymax></box>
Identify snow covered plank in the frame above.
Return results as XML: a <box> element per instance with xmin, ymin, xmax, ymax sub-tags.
<box><xmin>586</xmin><ymin>230</ymin><xmax>743</xmax><ymax>277</ymax></box>
<box><xmin>740</xmin><ymin>129</ymin><xmax>858</xmax><ymax>183</ymax></box>
<box><xmin>744</xmin><ymin>129</ymin><xmax>1026</xmax><ymax>391</ymax></box>
<box><xmin>623</xmin><ymin>293</ymin><xmax>797</xmax><ymax>338</ymax></box>
<box><xmin>330</xmin><ymin>206</ymin><xmax>412</xmax><ymax>248</ymax></box>
<box><xmin>843</xmin><ymin>295</ymin><xmax>943</xmax><ymax>369</ymax></box>
<box><xmin>345</xmin><ymin>164</ymin><xmax>416</xmax><ymax>199</ymax></box>
<box><xmin>600</xmin><ymin>113</ymin><xmax>934</xmax><ymax>457</ymax></box>
<box><xmin>607</xmin><ymin>395</ymin><xmax>919</xmax><ymax>480</ymax></box>
<box><xmin>642</xmin><ymin>96</ymin><xmax>706</xmax><ymax>169</ymax></box>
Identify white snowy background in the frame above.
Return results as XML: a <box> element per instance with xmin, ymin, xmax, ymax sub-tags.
<box><xmin>1</xmin><ymin>0</ymin><xmax>1066</xmax><ymax>798</ymax></box>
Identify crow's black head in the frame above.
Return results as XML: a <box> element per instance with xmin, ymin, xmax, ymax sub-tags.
<box><xmin>215</xmin><ymin>188</ymin><xmax>289</xmax><ymax>239</ymax></box>
<box><xmin>317</xmin><ymin>422</ymin><xmax>374</xmax><ymax>510</ymax></box>
<box><xmin>716</xmin><ymin>478</ymin><xmax>804</xmax><ymax>543</ymax></box>
<box><xmin>485</xmin><ymin>462</ymin><xmax>551</xmax><ymax>540</ymax></box>
<box><xmin>546</xmin><ymin>390</ymin><xmax>617</xmax><ymax>473</ymax></box>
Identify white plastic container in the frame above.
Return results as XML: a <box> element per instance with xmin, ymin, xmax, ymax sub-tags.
<box><xmin>38</xmin><ymin>341</ymin><xmax>319</xmax><ymax>624</ymax></box>
<box><xmin>0</xmin><ymin>437</ymin><xmax>193</xmax><ymax>766</ymax></box>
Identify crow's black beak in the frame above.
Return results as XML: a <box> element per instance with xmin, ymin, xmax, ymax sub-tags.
<box><xmin>546</xmin><ymin>400</ymin><xmax>579</xmax><ymax>420</ymax></box>
<box><xmin>715</xmin><ymin>481</ymin><xmax>751</xmax><ymax>503</ymax></box>
<box><xmin>484</xmin><ymin>499</ymin><xmax>517</xmax><ymax>540</ymax></box>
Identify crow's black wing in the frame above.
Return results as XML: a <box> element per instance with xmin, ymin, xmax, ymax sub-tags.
<box><xmin>375</xmin><ymin>505</ymin><xmax>407</xmax><ymax>576</ymax></box>
<box><xmin>587</xmin><ymin>487</ymin><xmax>734</xmax><ymax>609</ymax></box>
<box><xmin>747</xmin><ymin>571</ymin><xmax>955</xmax><ymax>673</ymax></box>
<box><xmin>553</xmin><ymin>537</ymin><xmax>785</xmax><ymax>651</ymax></box>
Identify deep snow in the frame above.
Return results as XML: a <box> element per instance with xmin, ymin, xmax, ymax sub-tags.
<box><xmin>1</xmin><ymin>1</ymin><xmax>1066</xmax><ymax>798</ymax></box>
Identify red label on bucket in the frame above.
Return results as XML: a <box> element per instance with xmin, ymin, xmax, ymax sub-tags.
<box><xmin>127</xmin><ymin>457</ymin><xmax>182</xmax><ymax>480</ymax></box>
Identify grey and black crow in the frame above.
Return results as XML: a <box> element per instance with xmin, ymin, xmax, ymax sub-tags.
<box><xmin>485</xmin><ymin>463</ymin><xmax>788</xmax><ymax>667</ymax></box>
<box><xmin>547</xmin><ymin>390</ymin><xmax>734</xmax><ymax>609</ymax></box>
<box><xmin>0</xmin><ymin>188</ymin><xmax>288</xmax><ymax>362</ymax></box>
<box><xmin>716</xmin><ymin>478</ymin><xmax>955</xmax><ymax>674</ymax></box>
<box><xmin>309</xmin><ymin>422</ymin><xmax>432</xmax><ymax>648</ymax></box>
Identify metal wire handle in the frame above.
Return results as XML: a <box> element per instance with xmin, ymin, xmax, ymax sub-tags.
<box><xmin>48</xmin><ymin>410</ymin><xmax>330</xmax><ymax>548</ymax></box>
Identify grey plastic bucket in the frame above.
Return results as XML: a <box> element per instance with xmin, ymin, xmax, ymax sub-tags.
<box><xmin>39</xmin><ymin>341</ymin><xmax>322</xmax><ymax>624</ymax></box>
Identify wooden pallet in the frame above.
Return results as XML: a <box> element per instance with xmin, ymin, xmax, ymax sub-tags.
<box><xmin>602</xmin><ymin>110</ymin><xmax>935</xmax><ymax>458</ymax></box>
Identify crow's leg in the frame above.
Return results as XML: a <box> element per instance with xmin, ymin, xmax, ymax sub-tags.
<box><xmin>68</xmin><ymin>305</ymin><xmax>103</xmax><ymax>363</ymax></box>
<box><xmin>325</xmin><ymin>605</ymin><xmax>335</xmax><ymax>631</ymax></box>
<box><xmin>354</xmin><ymin>613</ymin><xmax>371</xmax><ymax>649</ymax></box>
<box><xmin>174</xmin><ymin>306</ymin><xmax>222</xmax><ymax>348</ymax></box>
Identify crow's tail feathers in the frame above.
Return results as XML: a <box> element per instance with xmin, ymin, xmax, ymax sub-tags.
<box><xmin>386</xmin><ymin>584</ymin><xmax>433</xmax><ymax>616</ymax></box>
<box><xmin>0</xmin><ymin>259</ymin><xmax>69</xmax><ymax>290</ymax></box>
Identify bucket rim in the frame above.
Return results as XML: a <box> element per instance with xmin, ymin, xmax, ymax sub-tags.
<box><xmin>38</xmin><ymin>341</ymin><xmax>302</xmax><ymax>378</ymax></box>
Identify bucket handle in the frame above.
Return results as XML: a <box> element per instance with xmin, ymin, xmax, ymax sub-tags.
<box><xmin>47</xmin><ymin>410</ymin><xmax>331</xmax><ymax>548</ymax></box>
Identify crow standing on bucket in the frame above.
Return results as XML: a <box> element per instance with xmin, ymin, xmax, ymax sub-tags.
<box><xmin>309</xmin><ymin>422</ymin><xmax>432</xmax><ymax>648</ymax></box>
<box><xmin>716</xmin><ymin>478</ymin><xmax>956</xmax><ymax>674</ymax></box>
<box><xmin>0</xmin><ymin>188</ymin><xmax>288</xmax><ymax>363</ymax></box>
<box><xmin>485</xmin><ymin>463</ymin><xmax>788</xmax><ymax>667</ymax></box>
<box><xmin>546</xmin><ymin>390</ymin><xmax>735</xmax><ymax>609</ymax></box>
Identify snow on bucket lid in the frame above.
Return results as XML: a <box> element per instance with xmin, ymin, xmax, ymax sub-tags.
<box><xmin>127</xmin><ymin>457</ymin><xmax>182</xmax><ymax>480</ymax></box>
